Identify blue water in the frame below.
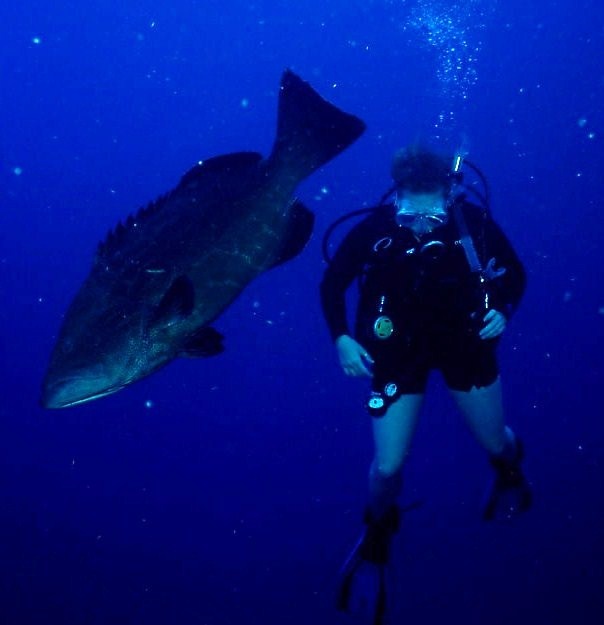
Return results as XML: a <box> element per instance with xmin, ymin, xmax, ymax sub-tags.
<box><xmin>1</xmin><ymin>1</ymin><xmax>603</xmax><ymax>623</ymax></box>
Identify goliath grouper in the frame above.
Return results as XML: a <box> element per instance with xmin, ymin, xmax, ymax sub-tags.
<box><xmin>42</xmin><ymin>70</ymin><xmax>365</xmax><ymax>409</ymax></box>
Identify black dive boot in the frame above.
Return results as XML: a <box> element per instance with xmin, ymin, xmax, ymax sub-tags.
<box><xmin>483</xmin><ymin>437</ymin><xmax>533</xmax><ymax>521</ymax></box>
<box><xmin>336</xmin><ymin>505</ymin><xmax>400</xmax><ymax>625</ymax></box>
<box><xmin>359</xmin><ymin>505</ymin><xmax>400</xmax><ymax>564</ymax></box>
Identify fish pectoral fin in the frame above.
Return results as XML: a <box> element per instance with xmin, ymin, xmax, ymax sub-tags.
<box><xmin>155</xmin><ymin>275</ymin><xmax>195</xmax><ymax>324</ymax></box>
<box><xmin>270</xmin><ymin>199</ymin><xmax>315</xmax><ymax>269</ymax></box>
<box><xmin>180</xmin><ymin>327</ymin><xmax>225</xmax><ymax>358</ymax></box>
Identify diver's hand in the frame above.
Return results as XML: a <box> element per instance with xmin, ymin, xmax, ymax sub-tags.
<box><xmin>479</xmin><ymin>309</ymin><xmax>507</xmax><ymax>340</ymax></box>
<box><xmin>335</xmin><ymin>335</ymin><xmax>374</xmax><ymax>377</ymax></box>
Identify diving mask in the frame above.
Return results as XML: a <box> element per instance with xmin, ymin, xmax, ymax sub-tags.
<box><xmin>395</xmin><ymin>193</ymin><xmax>448</xmax><ymax>234</ymax></box>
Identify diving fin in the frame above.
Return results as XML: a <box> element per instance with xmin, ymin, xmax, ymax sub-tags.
<box><xmin>337</xmin><ymin>546</ymin><xmax>387</xmax><ymax>625</ymax></box>
<box><xmin>336</xmin><ymin>505</ymin><xmax>399</xmax><ymax>625</ymax></box>
<box><xmin>483</xmin><ymin>437</ymin><xmax>532</xmax><ymax>521</ymax></box>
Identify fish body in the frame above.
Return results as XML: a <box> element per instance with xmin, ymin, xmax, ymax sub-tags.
<box><xmin>42</xmin><ymin>71</ymin><xmax>365</xmax><ymax>408</ymax></box>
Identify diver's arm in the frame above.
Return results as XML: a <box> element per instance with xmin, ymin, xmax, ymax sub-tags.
<box><xmin>321</xmin><ymin>225</ymin><xmax>375</xmax><ymax>375</ymax></box>
<box><xmin>335</xmin><ymin>335</ymin><xmax>374</xmax><ymax>377</ymax></box>
<box><xmin>320</xmin><ymin>220</ymin><xmax>371</xmax><ymax>340</ymax></box>
<box><xmin>479</xmin><ymin>309</ymin><xmax>507</xmax><ymax>340</ymax></box>
<box><xmin>483</xmin><ymin>217</ymin><xmax>527</xmax><ymax>320</ymax></box>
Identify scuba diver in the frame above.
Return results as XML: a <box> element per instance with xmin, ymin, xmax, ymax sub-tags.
<box><xmin>320</xmin><ymin>146</ymin><xmax>532</xmax><ymax>624</ymax></box>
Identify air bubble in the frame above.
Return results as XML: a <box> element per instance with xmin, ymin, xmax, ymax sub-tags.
<box><xmin>406</xmin><ymin>0</ymin><xmax>495</xmax><ymax>129</ymax></box>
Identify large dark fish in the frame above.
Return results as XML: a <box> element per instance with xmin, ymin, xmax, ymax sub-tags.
<box><xmin>41</xmin><ymin>70</ymin><xmax>365</xmax><ymax>409</ymax></box>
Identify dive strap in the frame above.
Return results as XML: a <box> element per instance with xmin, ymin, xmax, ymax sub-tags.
<box><xmin>451</xmin><ymin>202</ymin><xmax>483</xmax><ymax>273</ymax></box>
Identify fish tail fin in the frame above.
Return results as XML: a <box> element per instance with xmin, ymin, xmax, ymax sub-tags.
<box><xmin>269</xmin><ymin>70</ymin><xmax>365</xmax><ymax>181</ymax></box>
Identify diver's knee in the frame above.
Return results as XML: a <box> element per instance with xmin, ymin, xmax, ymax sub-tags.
<box><xmin>487</xmin><ymin>426</ymin><xmax>514</xmax><ymax>455</ymax></box>
<box><xmin>370</xmin><ymin>461</ymin><xmax>403</xmax><ymax>482</ymax></box>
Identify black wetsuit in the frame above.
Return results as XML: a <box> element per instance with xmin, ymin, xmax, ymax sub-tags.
<box><xmin>320</xmin><ymin>198</ymin><xmax>526</xmax><ymax>414</ymax></box>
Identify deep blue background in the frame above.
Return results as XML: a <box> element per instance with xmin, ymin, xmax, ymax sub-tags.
<box><xmin>1</xmin><ymin>1</ymin><xmax>603</xmax><ymax>624</ymax></box>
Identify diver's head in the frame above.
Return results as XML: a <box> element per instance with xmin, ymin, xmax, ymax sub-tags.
<box><xmin>391</xmin><ymin>146</ymin><xmax>452</xmax><ymax>196</ymax></box>
<box><xmin>391</xmin><ymin>147</ymin><xmax>452</xmax><ymax>234</ymax></box>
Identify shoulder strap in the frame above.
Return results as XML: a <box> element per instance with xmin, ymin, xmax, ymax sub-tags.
<box><xmin>451</xmin><ymin>202</ymin><xmax>483</xmax><ymax>273</ymax></box>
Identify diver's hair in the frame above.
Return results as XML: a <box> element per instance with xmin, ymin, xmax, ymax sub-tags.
<box><xmin>391</xmin><ymin>146</ymin><xmax>452</xmax><ymax>193</ymax></box>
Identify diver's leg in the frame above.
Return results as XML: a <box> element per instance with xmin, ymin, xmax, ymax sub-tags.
<box><xmin>356</xmin><ymin>393</ymin><xmax>424</xmax><ymax>565</ymax></box>
<box><xmin>368</xmin><ymin>393</ymin><xmax>424</xmax><ymax>518</ymax></box>
<box><xmin>448</xmin><ymin>376</ymin><xmax>513</xmax><ymax>455</ymax></box>
<box><xmin>337</xmin><ymin>393</ymin><xmax>424</xmax><ymax>617</ymax></box>
<box><xmin>449</xmin><ymin>377</ymin><xmax>531</xmax><ymax>519</ymax></box>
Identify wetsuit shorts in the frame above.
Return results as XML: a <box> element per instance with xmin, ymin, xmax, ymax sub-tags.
<box><xmin>366</xmin><ymin>330</ymin><xmax>500</xmax><ymax>417</ymax></box>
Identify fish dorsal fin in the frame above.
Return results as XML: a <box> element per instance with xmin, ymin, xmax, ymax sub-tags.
<box><xmin>97</xmin><ymin>194</ymin><xmax>169</xmax><ymax>261</ymax></box>
<box><xmin>179</xmin><ymin>152</ymin><xmax>263</xmax><ymax>189</ymax></box>
<box><xmin>270</xmin><ymin>199</ymin><xmax>315</xmax><ymax>269</ymax></box>
<box><xmin>154</xmin><ymin>275</ymin><xmax>195</xmax><ymax>325</ymax></box>
<box><xmin>96</xmin><ymin>152</ymin><xmax>264</xmax><ymax>263</ymax></box>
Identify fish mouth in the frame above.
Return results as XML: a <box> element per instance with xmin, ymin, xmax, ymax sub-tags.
<box><xmin>41</xmin><ymin>376</ymin><xmax>124</xmax><ymax>409</ymax></box>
